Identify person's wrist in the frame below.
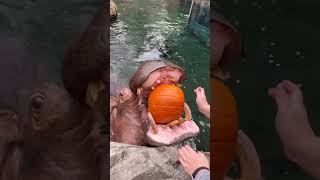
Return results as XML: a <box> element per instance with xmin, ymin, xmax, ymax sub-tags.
<box><xmin>199</xmin><ymin>104</ymin><xmax>210</xmax><ymax>114</ymax></box>
<box><xmin>192</xmin><ymin>166</ymin><xmax>209</xmax><ymax>178</ymax></box>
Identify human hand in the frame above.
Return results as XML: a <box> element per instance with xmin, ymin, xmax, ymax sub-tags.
<box><xmin>194</xmin><ymin>87</ymin><xmax>210</xmax><ymax>119</ymax></box>
<box><xmin>178</xmin><ymin>145</ymin><xmax>209</xmax><ymax>176</ymax></box>
<box><xmin>268</xmin><ymin>80</ymin><xmax>313</xmax><ymax>145</ymax></box>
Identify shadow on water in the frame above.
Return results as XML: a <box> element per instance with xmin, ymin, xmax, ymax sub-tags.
<box><xmin>110</xmin><ymin>0</ymin><xmax>210</xmax><ymax>151</ymax></box>
<box><xmin>216</xmin><ymin>0</ymin><xmax>320</xmax><ymax>179</ymax></box>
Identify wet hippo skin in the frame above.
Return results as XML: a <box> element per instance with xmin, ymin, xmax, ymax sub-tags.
<box><xmin>0</xmin><ymin>0</ymin><xmax>104</xmax><ymax>114</ymax></box>
<box><xmin>110</xmin><ymin>60</ymin><xmax>200</xmax><ymax>147</ymax></box>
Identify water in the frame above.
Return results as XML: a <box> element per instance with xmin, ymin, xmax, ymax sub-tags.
<box><xmin>215</xmin><ymin>0</ymin><xmax>320</xmax><ymax>179</ymax></box>
<box><xmin>110</xmin><ymin>0</ymin><xmax>210</xmax><ymax>151</ymax></box>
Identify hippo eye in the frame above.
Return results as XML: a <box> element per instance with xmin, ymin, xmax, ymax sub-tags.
<box><xmin>31</xmin><ymin>96</ymin><xmax>44</xmax><ymax>111</ymax></box>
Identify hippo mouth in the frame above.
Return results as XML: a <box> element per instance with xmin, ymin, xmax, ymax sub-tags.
<box><xmin>142</xmin><ymin>69</ymin><xmax>200</xmax><ymax>146</ymax></box>
<box><xmin>146</xmin><ymin>119</ymin><xmax>200</xmax><ymax>146</ymax></box>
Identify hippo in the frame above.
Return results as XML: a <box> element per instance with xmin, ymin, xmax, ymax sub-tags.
<box><xmin>212</xmin><ymin>3</ymin><xmax>244</xmax><ymax>80</ymax></box>
<box><xmin>110</xmin><ymin>60</ymin><xmax>200</xmax><ymax>146</ymax></box>
<box><xmin>0</xmin><ymin>1</ymin><xmax>107</xmax><ymax>180</ymax></box>
<box><xmin>212</xmin><ymin>3</ymin><xmax>261</xmax><ymax>179</ymax></box>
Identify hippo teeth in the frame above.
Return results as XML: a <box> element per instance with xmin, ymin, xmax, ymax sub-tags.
<box><xmin>169</xmin><ymin>78</ymin><xmax>176</xmax><ymax>83</ymax></box>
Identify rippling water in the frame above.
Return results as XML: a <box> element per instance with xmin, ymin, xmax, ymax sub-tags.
<box><xmin>110</xmin><ymin>0</ymin><xmax>210</xmax><ymax>151</ymax></box>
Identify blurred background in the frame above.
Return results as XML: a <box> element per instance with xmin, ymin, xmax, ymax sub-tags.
<box><xmin>215</xmin><ymin>0</ymin><xmax>320</xmax><ymax>179</ymax></box>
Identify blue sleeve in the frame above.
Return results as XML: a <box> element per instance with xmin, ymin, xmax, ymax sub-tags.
<box><xmin>193</xmin><ymin>169</ymin><xmax>210</xmax><ymax>180</ymax></box>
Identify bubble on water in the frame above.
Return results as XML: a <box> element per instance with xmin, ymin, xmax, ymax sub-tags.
<box><xmin>268</xmin><ymin>59</ymin><xmax>274</xmax><ymax>64</ymax></box>
<box><xmin>235</xmin><ymin>21</ymin><xmax>240</xmax><ymax>26</ymax></box>
<box><xmin>295</xmin><ymin>51</ymin><xmax>301</xmax><ymax>56</ymax></box>
<box><xmin>276</xmin><ymin>63</ymin><xmax>280</xmax><ymax>67</ymax></box>
<box><xmin>270</xmin><ymin>42</ymin><xmax>276</xmax><ymax>47</ymax></box>
<box><xmin>199</xmin><ymin>121</ymin><xmax>204</xmax><ymax>127</ymax></box>
<box><xmin>252</xmin><ymin>2</ymin><xmax>259</xmax><ymax>7</ymax></box>
<box><xmin>261</xmin><ymin>26</ymin><xmax>266</xmax><ymax>32</ymax></box>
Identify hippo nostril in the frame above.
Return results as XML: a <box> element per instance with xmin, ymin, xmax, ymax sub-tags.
<box><xmin>31</xmin><ymin>96</ymin><xmax>44</xmax><ymax>110</ymax></box>
<box><xmin>119</xmin><ymin>92</ymin><xmax>124</xmax><ymax>96</ymax></box>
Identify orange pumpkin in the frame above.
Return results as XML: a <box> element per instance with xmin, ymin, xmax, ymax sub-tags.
<box><xmin>148</xmin><ymin>84</ymin><xmax>185</xmax><ymax>124</ymax></box>
<box><xmin>212</xmin><ymin>78</ymin><xmax>238</xmax><ymax>180</ymax></box>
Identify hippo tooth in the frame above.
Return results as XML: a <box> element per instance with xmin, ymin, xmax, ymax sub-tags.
<box><xmin>169</xmin><ymin>78</ymin><xmax>176</xmax><ymax>82</ymax></box>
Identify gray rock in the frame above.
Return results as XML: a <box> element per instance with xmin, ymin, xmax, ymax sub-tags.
<box><xmin>110</xmin><ymin>142</ymin><xmax>210</xmax><ymax>180</ymax></box>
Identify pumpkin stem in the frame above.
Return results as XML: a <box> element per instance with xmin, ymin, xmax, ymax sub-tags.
<box><xmin>147</xmin><ymin>112</ymin><xmax>158</xmax><ymax>134</ymax></box>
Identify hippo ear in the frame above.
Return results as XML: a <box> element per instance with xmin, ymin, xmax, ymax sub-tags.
<box><xmin>0</xmin><ymin>109</ymin><xmax>23</xmax><ymax>180</ymax></box>
<box><xmin>62</xmin><ymin>1</ymin><xmax>107</xmax><ymax>104</ymax></box>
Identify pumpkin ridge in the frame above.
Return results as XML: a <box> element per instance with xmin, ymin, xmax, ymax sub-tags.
<box><xmin>147</xmin><ymin>84</ymin><xmax>185</xmax><ymax>123</ymax></box>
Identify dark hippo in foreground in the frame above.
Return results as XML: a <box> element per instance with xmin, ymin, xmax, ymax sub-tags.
<box><xmin>212</xmin><ymin>3</ymin><xmax>244</xmax><ymax>80</ymax></box>
<box><xmin>0</xmin><ymin>1</ymin><xmax>107</xmax><ymax>180</ymax></box>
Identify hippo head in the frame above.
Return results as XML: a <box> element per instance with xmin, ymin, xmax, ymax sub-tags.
<box><xmin>22</xmin><ymin>84</ymin><xmax>77</xmax><ymax>147</ymax></box>
<box><xmin>129</xmin><ymin>60</ymin><xmax>200</xmax><ymax>146</ymax></box>
<box><xmin>0</xmin><ymin>83</ymin><xmax>101</xmax><ymax>179</ymax></box>
<box><xmin>129</xmin><ymin>60</ymin><xmax>185</xmax><ymax>97</ymax></box>
<box><xmin>211</xmin><ymin>8</ymin><xmax>243</xmax><ymax>80</ymax></box>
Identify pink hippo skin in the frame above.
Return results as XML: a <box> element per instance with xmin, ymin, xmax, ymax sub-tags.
<box><xmin>212</xmin><ymin>12</ymin><xmax>243</xmax><ymax>80</ymax></box>
<box><xmin>110</xmin><ymin>60</ymin><xmax>200</xmax><ymax>146</ymax></box>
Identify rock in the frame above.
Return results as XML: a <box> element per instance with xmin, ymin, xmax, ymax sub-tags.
<box><xmin>110</xmin><ymin>142</ymin><xmax>210</xmax><ymax>180</ymax></box>
<box><xmin>110</xmin><ymin>0</ymin><xmax>117</xmax><ymax>21</ymax></box>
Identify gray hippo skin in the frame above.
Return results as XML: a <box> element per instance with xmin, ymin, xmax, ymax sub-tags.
<box><xmin>110</xmin><ymin>60</ymin><xmax>200</xmax><ymax>147</ymax></box>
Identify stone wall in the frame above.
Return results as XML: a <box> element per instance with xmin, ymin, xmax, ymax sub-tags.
<box><xmin>110</xmin><ymin>142</ymin><xmax>210</xmax><ymax>180</ymax></box>
<box><xmin>188</xmin><ymin>0</ymin><xmax>210</xmax><ymax>46</ymax></box>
